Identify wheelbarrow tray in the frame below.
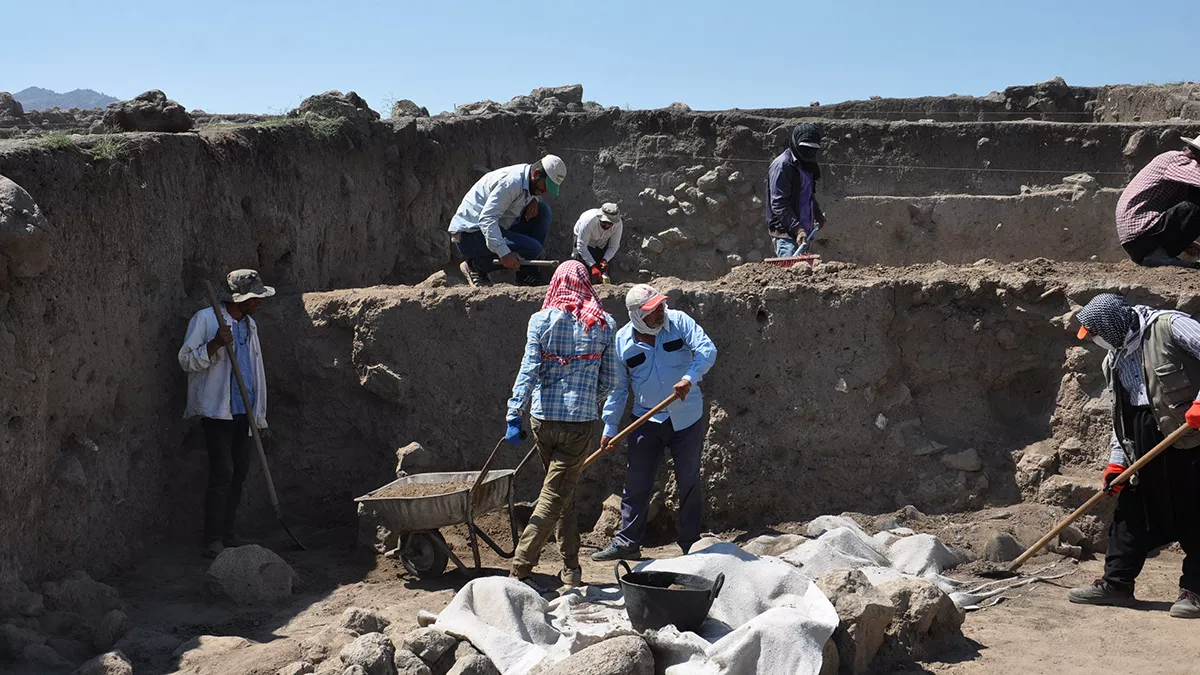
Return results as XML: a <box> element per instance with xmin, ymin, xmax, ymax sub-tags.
<box><xmin>354</xmin><ymin>470</ymin><xmax>513</xmax><ymax>532</ymax></box>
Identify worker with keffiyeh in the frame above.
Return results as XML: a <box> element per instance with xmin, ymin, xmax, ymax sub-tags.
<box><xmin>505</xmin><ymin>260</ymin><xmax>618</xmax><ymax>594</ymax></box>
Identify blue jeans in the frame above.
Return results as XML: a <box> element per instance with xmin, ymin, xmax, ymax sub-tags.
<box><xmin>773</xmin><ymin>236</ymin><xmax>800</xmax><ymax>257</ymax></box>
<box><xmin>455</xmin><ymin>202</ymin><xmax>552</xmax><ymax>274</ymax></box>
<box><xmin>615</xmin><ymin>416</ymin><xmax>706</xmax><ymax>552</ymax></box>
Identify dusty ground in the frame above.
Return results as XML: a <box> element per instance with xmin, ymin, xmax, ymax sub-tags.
<box><xmin>88</xmin><ymin>501</ymin><xmax>1199</xmax><ymax>675</ymax></box>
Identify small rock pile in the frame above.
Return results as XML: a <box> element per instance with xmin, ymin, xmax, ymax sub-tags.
<box><xmin>0</xmin><ymin>569</ymin><xmax>132</xmax><ymax>673</ymax></box>
<box><xmin>453</xmin><ymin>84</ymin><xmax>605</xmax><ymax>116</ymax></box>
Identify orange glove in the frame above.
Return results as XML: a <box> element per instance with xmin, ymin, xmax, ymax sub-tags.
<box><xmin>1186</xmin><ymin>401</ymin><xmax>1200</xmax><ymax>429</ymax></box>
<box><xmin>1103</xmin><ymin>463</ymin><xmax>1127</xmax><ymax>496</ymax></box>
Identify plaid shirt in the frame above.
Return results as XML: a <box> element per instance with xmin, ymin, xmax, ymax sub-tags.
<box><xmin>1115</xmin><ymin>151</ymin><xmax>1200</xmax><ymax>243</ymax></box>
<box><xmin>1108</xmin><ymin>311</ymin><xmax>1200</xmax><ymax>464</ymax></box>
<box><xmin>507</xmin><ymin>308</ymin><xmax>618</xmax><ymax>422</ymax></box>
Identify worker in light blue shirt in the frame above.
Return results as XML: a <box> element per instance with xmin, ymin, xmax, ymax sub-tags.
<box><xmin>593</xmin><ymin>284</ymin><xmax>717</xmax><ymax>561</ymax></box>
<box><xmin>448</xmin><ymin>154</ymin><xmax>567</xmax><ymax>287</ymax></box>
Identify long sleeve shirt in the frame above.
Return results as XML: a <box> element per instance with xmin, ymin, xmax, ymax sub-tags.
<box><xmin>1115</xmin><ymin>151</ymin><xmax>1200</xmax><ymax>243</ymax></box>
<box><xmin>766</xmin><ymin>148</ymin><xmax>816</xmax><ymax>238</ymax></box>
<box><xmin>1107</xmin><ymin>312</ymin><xmax>1200</xmax><ymax>464</ymax></box>
<box><xmin>573</xmin><ymin>208</ymin><xmax>623</xmax><ymax>265</ymax></box>
<box><xmin>178</xmin><ymin>306</ymin><xmax>268</xmax><ymax>429</ymax></box>
<box><xmin>448</xmin><ymin>164</ymin><xmax>537</xmax><ymax>258</ymax></box>
<box><xmin>601</xmin><ymin>309</ymin><xmax>717</xmax><ymax>437</ymax></box>
<box><xmin>507</xmin><ymin>308</ymin><xmax>619</xmax><ymax>423</ymax></box>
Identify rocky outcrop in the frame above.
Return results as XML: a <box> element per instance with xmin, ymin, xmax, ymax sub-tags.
<box><xmin>100</xmin><ymin>90</ymin><xmax>193</xmax><ymax>132</ymax></box>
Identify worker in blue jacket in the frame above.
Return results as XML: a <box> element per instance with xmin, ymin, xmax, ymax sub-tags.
<box><xmin>593</xmin><ymin>284</ymin><xmax>717</xmax><ymax>561</ymax></box>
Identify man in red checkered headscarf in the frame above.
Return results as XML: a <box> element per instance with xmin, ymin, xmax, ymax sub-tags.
<box><xmin>504</xmin><ymin>261</ymin><xmax>618</xmax><ymax>594</ymax></box>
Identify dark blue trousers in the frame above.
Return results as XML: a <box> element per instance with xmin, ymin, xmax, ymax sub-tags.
<box><xmin>615</xmin><ymin>416</ymin><xmax>705</xmax><ymax>552</ymax></box>
<box><xmin>455</xmin><ymin>201</ymin><xmax>552</xmax><ymax>274</ymax></box>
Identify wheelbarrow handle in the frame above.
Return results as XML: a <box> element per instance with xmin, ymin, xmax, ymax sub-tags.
<box><xmin>583</xmin><ymin>393</ymin><xmax>679</xmax><ymax>470</ymax></box>
<box><xmin>471</xmin><ymin>439</ymin><xmax>507</xmax><ymax>496</ymax></box>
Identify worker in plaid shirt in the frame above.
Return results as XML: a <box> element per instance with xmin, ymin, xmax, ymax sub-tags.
<box><xmin>1115</xmin><ymin>135</ymin><xmax>1200</xmax><ymax>268</ymax></box>
<box><xmin>505</xmin><ymin>260</ymin><xmax>618</xmax><ymax>594</ymax></box>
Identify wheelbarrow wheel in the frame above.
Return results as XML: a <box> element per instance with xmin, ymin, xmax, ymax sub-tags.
<box><xmin>402</xmin><ymin>531</ymin><xmax>449</xmax><ymax>579</ymax></box>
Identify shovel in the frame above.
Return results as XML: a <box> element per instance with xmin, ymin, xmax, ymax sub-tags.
<box><xmin>582</xmin><ymin>393</ymin><xmax>679</xmax><ymax>470</ymax></box>
<box><xmin>977</xmin><ymin>424</ymin><xmax>1192</xmax><ymax>579</ymax></box>
<box><xmin>203</xmin><ymin>281</ymin><xmax>306</xmax><ymax>550</ymax></box>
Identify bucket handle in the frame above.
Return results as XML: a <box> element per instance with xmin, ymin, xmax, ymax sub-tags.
<box><xmin>615</xmin><ymin>560</ymin><xmax>632</xmax><ymax>587</ymax></box>
<box><xmin>710</xmin><ymin>572</ymin><xmax>725</xmax><ymax>600</ymax></box>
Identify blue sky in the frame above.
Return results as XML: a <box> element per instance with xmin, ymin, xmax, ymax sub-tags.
<box><xmin>4</xmin><ymin>0</ymin><xmax>1195</xmax><ymax>115</ymax></box>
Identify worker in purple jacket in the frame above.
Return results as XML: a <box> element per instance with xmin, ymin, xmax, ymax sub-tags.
<box><xmin>766</xmin><ymin>122</ymin><xmax>825</xmax><ymax>257</ymax></box>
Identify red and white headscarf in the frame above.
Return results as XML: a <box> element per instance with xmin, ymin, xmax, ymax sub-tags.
<box><xmin>542</xmin><ymin>261</ymin><xmax>608</xmax><ymax>332</ymax></box>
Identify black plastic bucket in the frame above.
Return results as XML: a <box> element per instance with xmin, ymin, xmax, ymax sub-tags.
<box><xmin>615</xmin><ymin>560</ymin><xmax>724</xmax><ymax>632</ymax></box>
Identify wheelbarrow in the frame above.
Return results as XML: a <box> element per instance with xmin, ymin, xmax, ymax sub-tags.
<box><xmin>355</xmin><ymin>440</ymin><xmax>539</xmax><ymax>579</ymax></box>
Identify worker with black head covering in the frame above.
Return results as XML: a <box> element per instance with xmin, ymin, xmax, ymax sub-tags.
<box><xmin>766</xmin><ymin>122</ymin><xmax>825</xmax><ymax>257</ymax></box>
<box><xmin>1066</xmin><ymin>293</ymin><xmax>1200</xmax><ymax>618</ymax></box>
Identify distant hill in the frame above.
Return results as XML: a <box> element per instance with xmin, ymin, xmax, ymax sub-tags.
<box><xmin>13</xmin><ymin>87</ymin><xmax>118</xmax><ymax>111</ymax></box>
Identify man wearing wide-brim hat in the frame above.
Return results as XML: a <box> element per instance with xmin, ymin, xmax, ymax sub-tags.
<box><xmin>1114</xmin><ymin>135</ymin><xmax>1200</xmax><ymax>268</ymax></box>
<box><xmin>177</xmin><ymin>269</ymin><xmax>274</xmax><ymax>558</ymax></box>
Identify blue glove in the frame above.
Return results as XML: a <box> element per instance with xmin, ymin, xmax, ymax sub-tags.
<box><xmin>505</xmin><ymin>417</ymin><xmax>523</xmax><ymax>446</ymax></box>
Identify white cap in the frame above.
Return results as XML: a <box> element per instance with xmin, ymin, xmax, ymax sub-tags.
<box><xmin>626</xmin><ymin>284</ymin><xmax>668</xmax><ymax>312</ymax></box>
<box><xmin>1185</xmin><ymin>136</ymin><xmax>1200</xmax><ymax>154</ymax></box>
<box><xmin>540</xmin><ymin>154</ymin><xmax>566</xmax><ymax>195</ymax></box>
<box><xmin>599</xmin><ymin>202</ymin><xmax>622</xmax><ymax>226</ymax></box>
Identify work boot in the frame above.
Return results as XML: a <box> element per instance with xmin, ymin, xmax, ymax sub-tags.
<box><xmin>202</xmin><ymin>541</ymin><xmax>224</xmax><ymax>559</ymax></box>
<box><xmin>558</xmin><ymin>567</ymin><xmax>582</xmax><ymax>591</ymax></box>
<box><xmin>510</xmin><ymin>574</ymin><xmax>553</xmax><ymax>598</ymax></box>
<box><xmin>1066</xmin><ymin>578</ymin><xmax>1136</xmax><ymax>606</ymax></box>
<box><xmin>459</xmin><ymin>261</ymin><xmax>491</xmax><ymax>287</ymax></box>
<box><xmin>1170</xmin><ymin>588</ymin><xmax>1200</xmax><ymax>618</ymax></box>
<box><xmin>591</xmin><ymin>541</ymin><xmax>641</xmax><ymax>562</ymax></box>
<box><xmin>515</xmin><ymin>267</ymin><xmax>541</xmax><ymax>286</ymax></box>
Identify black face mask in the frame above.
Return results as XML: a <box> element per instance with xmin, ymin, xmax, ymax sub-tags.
<box><xmin>795</xmin><ymin>146</ymin><xmax>820</xmax><ymax>163</ymax></box>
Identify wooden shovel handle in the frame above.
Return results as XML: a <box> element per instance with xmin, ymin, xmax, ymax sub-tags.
<box><xmin>582</xmin><ymin>393</ymin><xmax>679</xmax><ymax>470</ymax></box>
<box><xmin>1007</xmin><ymin>423</ymin><xmax>1193</xmax><ymax>572</ymax></box>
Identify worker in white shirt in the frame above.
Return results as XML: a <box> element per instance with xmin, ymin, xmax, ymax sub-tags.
<box><xmin>177</xmin><ymin>269</ymin><xmax>273</xmax><ymax>558</ymax></box>
<box><xmin>571</xmin><ymin>203</ymin><xmax>623</xmax><ymax>284</ymax></box>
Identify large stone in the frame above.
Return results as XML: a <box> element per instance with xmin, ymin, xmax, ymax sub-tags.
<box><xmin>0</xmin><ymin>622</ymin><xmax>45</xmax><ymax>659</ymax></box>
<box><xmin>641</xmin><ymin>236</ymin><xmax>664</xmax><ymax>254</ymax></box>
<box><xmin>590</xmin><ymin>494</ymin><xmax>622</xmax><ymax>538</ymax></box>
<box><xmin>340</xmin><ymin>607</ymin><xmax>390</xmax><ymax>636</ymax></box>
<box><xmin>397</xmin><ymin>627</ymin><xmax>456</xmax><ymax>664</ymax></box>
<box><xmin>876</xmin><ymin>578</ymin><xmax>963</xmax><ymax>658</ymax></box>
<box><xmin>529</xmin><ymin>85</ymin><xmax>584</xmax><ymax>105</ymax></box>
<box><xmin>983</xmin><ymin>533</ymin><xmax>1025</xmax><ymax>563</ymax></box>
<box><xmin>0</xmin><ymin>92</ymin><xmax>25</xmax><ymax>119</ymax></box>
<box><xmin>536</xmin><ymin>636</ymin><xmax>653</xmax><ymax>675</ymax></box>
<box><xmin>1123</xmin><ymin>129</ymin><xmax>1150</xmax><ymax>157</ymax></box>
<box><xmin>100</xmin><ymin>90</ymin><xmax>193</xmax><ymax>132</ymax></box>
<box><xmin>205</xmin><ymin>545</ymin><xmax>296</xmax><ymax>605</ymax></box>
<box><xmin>816</xmin><ymin>570</ymin><xmax>894</xmax><ymax>674</ymax></box>
<box><xmin>696</xmin><ymin>169</ymin><xmax>721</xmax><ymax>190</ymax></box>
<box><xmin>447</xmin><ymin>654</ymin><xmax>498</xmax><ymax>675</ymax></box>
<box><xmin>301</xmin><ymin>627</ymin><xmax>357</xmax><ymax>664</ymax></box>
<box><xmin>292</xmin><ymin>91</ymin><xmax>380</xmax><ymax>122</ymax></box>
<box><xmin>339</xmin><ymin>632</ymin><xmax>395</xmax><ymax>675</ymax></box>
<box><xmin>75</xmin><ymin>650</ymin><xmax>134</xmax><ymax>675</ymax></box>
<box><xmin>47</xmin><ymin>635</ymin><xmax>91</xmax><ymax>663</ymax></box>
<box><xmin>278</xmin><ymin>662</ymin><xmax>316</xmax><ymax>675</ymax></box>
<box><xmin>392</xmin><ymin>648</ymin><xmax>432</xmax><ymax>675</ymax></box>
<box><xmin>741</xmin><ymin>533</ymin><xmax>807</xmax><ymax>557</ymax></box>
<box><xmin>940</xmin><ymin>448</ymin><xmax>981</xmax><ymax>472</ymax></box>
<box><xmin>41</xmin><ymin>571</ymin><xmax>120</xmax><ymax>618</ymax></box>
<box><xmin>0</xmin><ymin>174</ymin><xmax>53</xmax><ymax>278</ymax></box>
<box><xmin>390</xmin><ymin>100</ymin><xmax>429</xmax><ymax>118</ymax></box>
<box><xmin>92</xmin><ymin>609</ymin><xmax>129</xmax><ymax>651</ymax></box>
<box><xmin>39</xmin><ymin>610</ymin><xmax>93</xmax><ymax>642</ymax></box>
<box><xmin>22</xmin><ymin>642</ymin><xmax>74</xmax><ymax>669</ymax></box>
<box><xmin>112</xmin><ymin>628</ymin><xmax>184</xmax><ymax>670</ymax></box>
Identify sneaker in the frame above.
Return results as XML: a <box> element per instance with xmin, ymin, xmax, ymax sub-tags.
<box><xmin>1139</xmin><ymin>252</ymin><xmax>1200</xmax><ymax>269</ymax></box>
<box><xmin>510</xmin><ymin>574</ymin><xmax>553</xmax><ymax>597</ymax></box>
<box><xmin>559</xmin><ymin>567</ymin><xmax>582</xmax><ymax>590</ymax></box>
<box><xmin>1066</xmin><ymin>578</ymin><xmax>1136</xmax><ymax>606</ymax></box>
<box><xmin>515</xmin><ymin>269</ymin><xmax>541</xmax><ymax>286</ymax></box>
<box><xmin>1170</xmin><ymin>588</ymin><xmax>1200</xmax><ymax>618</ymax></box>
<box><xmin>202</xmin><ymin>541</ymin><xmax>224</xmax><ymax>559</ymax></box>
<box><xmin>459</xmin><ymin>261</ymin><xmax>491</xmax><ymax>287</ymax></box>
<box><xmin>591</xmin><ymin>541</ymin><xmax>641</xmax><ymax>562</ymax></box>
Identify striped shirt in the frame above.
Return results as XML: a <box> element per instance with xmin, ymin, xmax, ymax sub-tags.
<box><xmin>1115</xmin><ymin>151</ymin><xmax>1200</xmax><ymax>244</ymax></box>
<box><xmin>1108</xmin><ymin>312</ymin><xmax>1200</xmax><ymax>464</ymax></box>
<box><xmin>507</xmin><ymin>308</ymin><xmax>619</xmax><ymax>423</ymax></box>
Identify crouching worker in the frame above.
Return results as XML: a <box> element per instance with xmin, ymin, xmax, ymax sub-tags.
<box><xmin>178</xmin><ymin>270</ymin><xmax>274</xmax><ymax>558</ymax></box>
<box><xmin>505</xmin><ymin>261</ymin><xmax>617</xmax><ymax>593</ymax></box>
<box><xmin>593</xmin><ymin>284</ymin><xmax>717</xmax><ymax>561</ymax></box>
<box><xmin>1067</xmin><ymin>293</ymin><xmax>1200</xmax><ymax>618</ymax></box>
<box><xmin>572</xmin><ymin>202</ymin><xmax>623</xmax><ymax>284</ymax></box>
